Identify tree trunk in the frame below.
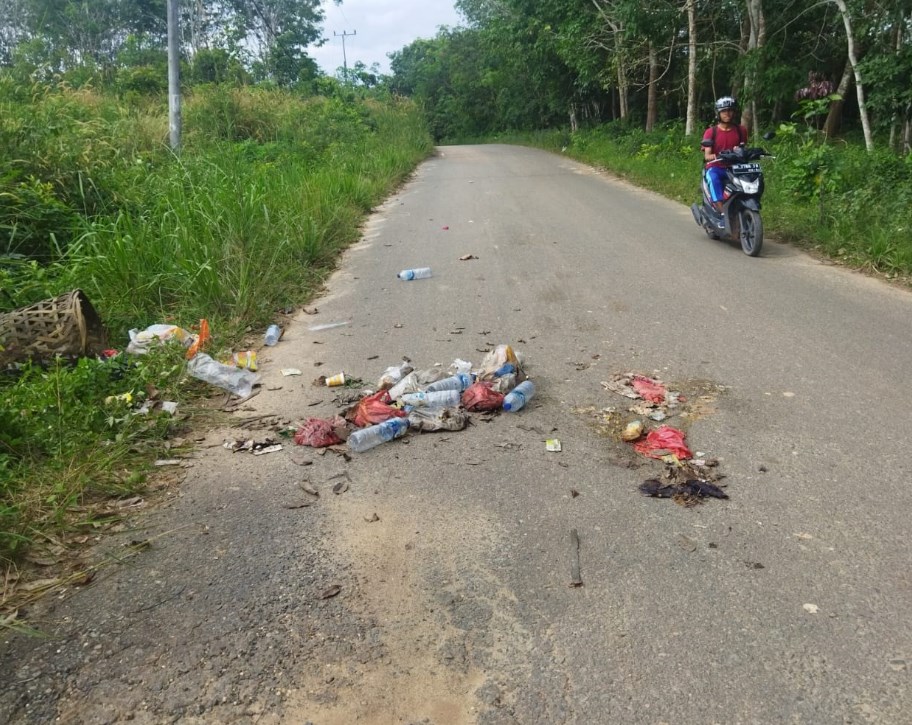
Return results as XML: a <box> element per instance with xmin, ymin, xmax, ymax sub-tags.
<box><xmin>823</xmin><ymin>62</ymin><xmax>852</xmax><ymax>138</ymax></box>
<box><xmin>741</xmin><ymin>0</ymin><xmax>765</xmax><ymax>136</ymax></box>
<box><xmin>685</xmin><ymin>0</ymin><xmax>697</xmax><ymax>136</ymax></box>
<box><xmin>832</xmin><ymin>0</ymin><xmax>874</xmax><ymax>151</ymax></box>
<box><xmin>611</xmin><ymin>20</ymin><xmax>629</xmax><ymax>121</ymax></box>
<box><xmin>646</xmin><ymin>42</ymin><xmax>658</xmax><ymax>132</ymax></box>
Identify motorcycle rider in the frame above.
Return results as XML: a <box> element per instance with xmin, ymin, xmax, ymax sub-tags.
<box><xmin>702</xmin><ymin>96</ymin><xmax>749</xmax><ymax>223</ymax></box>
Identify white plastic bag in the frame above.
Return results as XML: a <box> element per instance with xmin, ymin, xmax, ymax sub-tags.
<box><xmin>127</xmin><ymin>324</ymin><xmax>194</xmax><ymax>355</ymax></box>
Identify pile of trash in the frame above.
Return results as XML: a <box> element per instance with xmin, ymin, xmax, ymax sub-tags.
<box><xmin>601</xmin><ymin>372</ymin><xmax>728</xmax><ymax>506</ymax></box>
<box><xmin>293</xmin><ymin>343</ymin><xmax>534</xmax><ymax>453</ymax></box>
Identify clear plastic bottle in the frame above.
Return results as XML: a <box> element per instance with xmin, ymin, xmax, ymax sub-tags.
<box><xmin>400</xmin><ymin>389</ymin><xmax>462</xmax><ymax>408</ymax></box>
<box><xmin>188</xmin><ymin>353</ymin><xmax>258</xmax><ymax>398</ymax></box>
<box><xmin>503</xmin><ymin>380</ymin><xmax>535</xmax><ymax>412</ymax></box>
<box><xmin>425</xmin><ymin>373</ymin><xmax>474</xmax><ymax>393</ymax></box>
<box><xmin>348</xmin><ymin>418</ymin><xmax>409</xmax><ymax>453</ymax></box>
<box><xmin>397</xmin><ymin>267</ymin><xmax>433</xmax><ymax>281</ymax></box>
<box><xmin>264</xmin><ymin>324</ymin><xmax>282</xmax><ymax>346</ymax></box>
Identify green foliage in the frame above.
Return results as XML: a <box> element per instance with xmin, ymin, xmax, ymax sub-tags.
<box><xmin>0</xmin><ymin>81</ymin><xmax>432</xmax><ymax>564</ymax></box>
<box><xmin>0</xmin><ymin>345</ymin><xmax>183</xmax><ymax>559</ymax></box>
<box><xmin>0</xmin><ymin>174</ymin><xmax>76</xmax><ymax>259</ymax></box>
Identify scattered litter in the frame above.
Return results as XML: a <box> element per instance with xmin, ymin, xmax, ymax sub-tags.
<box><xmin>462</xmin><ymin>381</ymin><xmax>505</xmax><ymax>411</ymax></box>
<box><xmin>570</xmin><ymin>489</ymin><xmax>580</xmax><ymax>498</ymax></box>
<box><xmin>154</xmin><ymin>459</ymin><xmax>182</xmax><ymax>466</ymax></box>
<box><xmin>319</xmin><ymin>585</ymin><xmax>342</xmax><ymax>599</ymax></box>
<box><xmin>304</xmin><ymin>307</ymin><xmax>318</xmax><ymax>315</ymax></box>
<box><xmin>346</xmin><ymin>390</ymin><xmax>407</xmax><ymax>428</ymax></box>
<box><xmin>160</xmin><ymin>401</ymin><xmax>178</xmax><ymax>415</ymax></box>
<box><xmin>377</xmin><ymin>361</ymin><xmax>414</xmax><ymax>389</ymax></box>
<box><xmin>620</xmin><ymin>420</ymin><xmax>644</xmax><ymax>441</ymax></box>
<box><xmin>631</xmin><ymin>375</ymin><xmax>667</xmax><ymax>403</ymax></box>
<box><xmin>803</xmin><ymin>603</ymin><xmax>819</xmax><ymax>615</ymax></box>
<box><xmin>189</xmin><ymin>353</ymin><xmax>258</xmax><ymax>398</ymax></box>
<box><xmin>546</xmin><ymin>439</ymin><xmax>562</xmax><ymax>452</ymax></box>
<box><xmin>639</xmin><ymin>478</ymin><xmax>728</xmax><ymax>506</ymax></box>
<box><xmin>294</xmin><ymin>418</ymin><xmax>346</xmax><ymax>448</ymax></box>
<box><xmin>397</xmin><ymin>267</ymin><xmax>432</xmax><ymax>281</ymax></box>
<box><xmin>633</xmin><ymin>426</ymin><xmax>693</xmax><ymax>460</ymax></box>
<box><xmin>459</xmin><ymin>254</ymin><xmax>478</xmax><ymax>261</ymax></box>
<box><xmin>308</xmin><ymin>321</ymin><xmax>350</xmax><ymax>332</ymax></box>
<box><xmin>228</xmin><ymin>350</ymin><xmax>258</xmax><ymax>371</ymax></box>
<box><xmin>284</xmin><ymin>501</ymin><xmax>313</xmax><ymax>509</ymax></box>
<box><xmin>127</xmin><ymin>324</ymin><xmax>194</xmax><ymax>356</ymax></box>
<box><xmin>252</xmin><ymin>444</ymin><xmax>283</xmax><ymax>456</ymax></box>
<box><xmin>332</xmin><ymin>479</ymin><xmax>350</xmax><ymax>495</ymax></box>
<box><xmin>281</xmin><ymin>368</ymin><xmax>303</xmax><ymax>376</ymax></box>
<box><xmin>569</xmin><ymin>529</ymin><xmax>583</xmax><ymax>588</ymax></box>
<box><xmin>325</xmin><ymin>372</ymin><xmax>346</xmax><ymax>387</ymax></box>
<box><xmin>223</xmin><ymin>437</ymin><xmax>282</xmax><ymax>454</ymax></box>
<box><xmin>408</xmin><ymin>407</ymin><xmax>468</xmax><ymax>432</ymax></box>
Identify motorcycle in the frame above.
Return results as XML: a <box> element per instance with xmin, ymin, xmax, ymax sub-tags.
<box><xmin>691</xmin><ymin>140</ymin><xmax>774</xmax><ymax>257</ymax></box>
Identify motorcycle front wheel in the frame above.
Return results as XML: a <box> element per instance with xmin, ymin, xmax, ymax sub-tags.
<box><xmin>739</xmin><ymin>209</ymin><xmax>763</xmax><ymax>256</ymax></box>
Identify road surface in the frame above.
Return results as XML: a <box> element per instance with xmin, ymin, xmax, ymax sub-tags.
<box><xmin>2</xmin><ymin>144</ymin><xmax>911</xmax><ymax>724</ymax></box>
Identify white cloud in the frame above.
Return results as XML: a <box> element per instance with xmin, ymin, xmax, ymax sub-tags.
<box><xmin>310</xmin><ymin>0</ymin><xmax>464</xmax><ymax>76</ymax></box>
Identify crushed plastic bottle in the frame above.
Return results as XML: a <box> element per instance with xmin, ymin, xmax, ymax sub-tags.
<box><xmin>503</xmin><ymin>380</ymin><xmax>535</xmax><ymax>412</ymax></box>
<box><xmin>264</xmin><ymin>324</ymin><xmax>282</xmax><ymax>346</ymax></box>
<box><xmin>397</xmin><ymin>267</ymin><xmax>432</xmax><ymax>281</ymax></box>
<box><xmin>188</xmin><ymin>353</ymin><xmax>258</xmax><ymax>398</ymax></box>
<box><xmin>347</xmin><ymin>418</ymin><xmax>409</xmax><ymax>453</ymax></box>
<box><xmin>425</xmin><ymin>373</ymin><xmax>474</xmax><ymax>393</ymax></box>
<box><xmin>400</xmin><ymin>389</ymin><xmax>462</xmax><ymax>408</ymax></box>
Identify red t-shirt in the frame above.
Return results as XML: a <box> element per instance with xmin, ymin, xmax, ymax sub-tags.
<box><xmin>702</xmin><ymin>124</ymin><xmax>748</xmax><ymax>167</ymax></box>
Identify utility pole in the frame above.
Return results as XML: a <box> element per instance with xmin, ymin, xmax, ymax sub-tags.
<box><xmin>166</xmin><ymin>0</ymin><xmax>181</xmax><ymax>150</ymax></box>
<box><xmin>334</xmin><ymin>30</ymin><xmax>356</xmax><ymax>83</ymax></box>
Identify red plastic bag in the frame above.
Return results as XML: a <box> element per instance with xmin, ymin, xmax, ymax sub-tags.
<box><xmin>633</xmin><ymin>425</ymin><xmax>693</xmax><ymax>460</ymax></box>
<box><xmin>631</xmin><ymin>375</ymin><xmax>667</xmax><ymax>404</ymax></box>
<box><xmin>294</xmin><ymin>418</ymin><xmax>344</xmax><ymax>447</ymax></box>
<box><xmin>348</xmin><ymin>390</ymin><xmax>408</xmax><ymax>428</ymax></box>
<box><xmin>461</xmin><ymin>381</ymin><xmax>505</xmax><ymax>412</ymax></box>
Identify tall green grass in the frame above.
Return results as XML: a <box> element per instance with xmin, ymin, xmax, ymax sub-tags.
<box><xmin>1</xmin><ymin>82</ymin><xmax>432</xmax><ymax>565</ymax></box>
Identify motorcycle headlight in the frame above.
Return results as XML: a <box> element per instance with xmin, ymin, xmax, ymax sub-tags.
<box><xmin>738</xmin><ymin>179</ymin><xmax>761</xmax><ymax>194</ymax></box>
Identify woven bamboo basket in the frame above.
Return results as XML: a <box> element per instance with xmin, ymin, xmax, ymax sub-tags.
<box><xmin>0</xmin><ymin>289</ymin><xmax>107</xmax><ymax>366</ymax></box>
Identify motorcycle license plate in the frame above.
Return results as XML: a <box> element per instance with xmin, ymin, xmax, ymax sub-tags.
<box><xmin>732</xmin><ymin>163</ymin><xmax>761</xmax><ymax>174</ymax></box>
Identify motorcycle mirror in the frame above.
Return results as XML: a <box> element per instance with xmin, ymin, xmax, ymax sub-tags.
<box><xmin>762</xmin><ymin>131</ymin><xmax>776</xmax><ymax>140</ymax></box>
<box><xmin>700</xmin><ymin>139</ymin><xmax>713</xmax><ymax>148</ymax></box>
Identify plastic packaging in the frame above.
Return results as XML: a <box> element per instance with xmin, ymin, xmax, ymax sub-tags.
<box><xmin>388</xmin><ymin>372</ymin><xmax>420</xmax><ymax>400</ymax></box>
<box><xmin>425</xmin><ymin>373</ymin><xmax>474</xmax><ymax>393</ymax></box>
<box><xmin>348</xmin><ymin>418</ymin><xmax>409</xmax><ymax>453</ymax></box>
<box><xmin>188</xmin><ymin>353</ymin><xmax>258</xmax><ymax>398</ymax></box>
<box><xmin>400</xmin><ymin>389</ymin><xmax>463</xmax><ymax>408</ymax></box>
<box><xmin>325</xmin><ymin>372</ymin><xmax>346</xmax><ymax>387</ymax></box>
<box><xmin>264</xmin><ymin>324</ymin><xmax>282</xmax><ymax>346</ymax></box>
<box><xmin>397</xmin><ymin>267</ymin><xmax>432</xmax><ymax>281</ymax></box>
<box><xmin>503</xmin><ymin>380</ymin><xmax>535</xmax><ymax>412</ymax></box>
<box><xmin>377</xmin><ymin>362</ymin><xmax>414</xmax><ymax>389</ymax></box>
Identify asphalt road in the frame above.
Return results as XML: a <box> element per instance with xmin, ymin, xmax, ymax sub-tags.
<box><xmin>2</xmin><ymin>144</ymin><xmax>911</xmax><ymax>724</ymax></box>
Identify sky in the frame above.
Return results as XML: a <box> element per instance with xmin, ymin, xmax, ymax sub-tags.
<box><xmin>309</xmin><ymin>0</ymin><xmax>465</xmax><ymax>77</ymax></box>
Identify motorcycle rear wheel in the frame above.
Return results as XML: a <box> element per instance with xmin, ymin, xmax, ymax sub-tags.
<box><xmin>739</xmin><ymin>209</ymin><xmax>763</xmax><ymax>256</ymax></box>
